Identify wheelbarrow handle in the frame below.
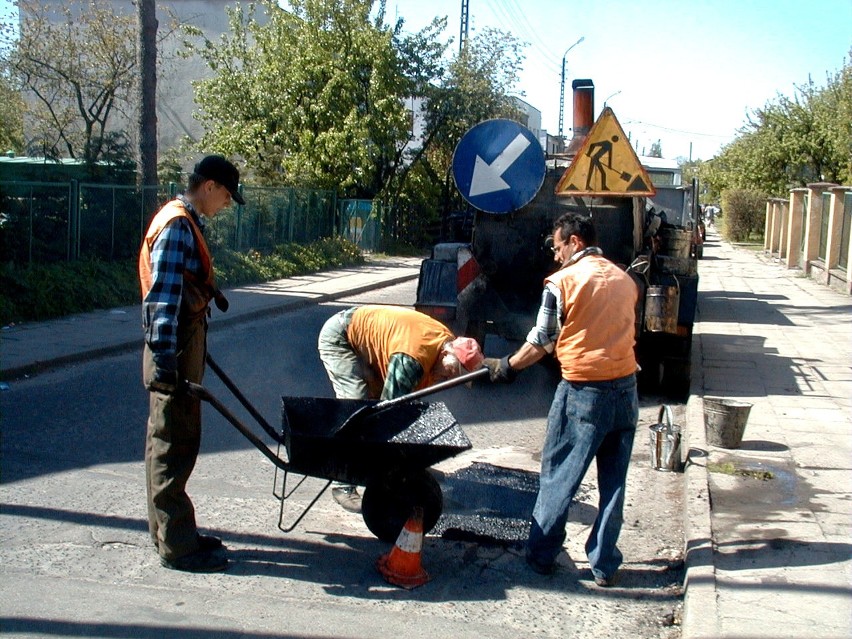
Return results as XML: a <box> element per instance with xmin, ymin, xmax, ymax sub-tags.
<box><xmin>186</xmin><ymin>382</ymin><xmax>288</xmax><ymax>471</ymax></box>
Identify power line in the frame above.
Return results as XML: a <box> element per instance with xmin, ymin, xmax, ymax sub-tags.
<box><xmin>478</xmin><ymin>0</ymin><xmax>561</xmax><ymax>75</ymax></box>
<box><xmin>623</xmin><ymin>119</ymin><xmax>734</xmax><ymax>139</ymax></box>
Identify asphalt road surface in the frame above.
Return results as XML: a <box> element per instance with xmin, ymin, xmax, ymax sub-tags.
<box><xmin>0</xmin><ymin>280</ymin><xmax>685</xmax><ymax>639</ymax></box>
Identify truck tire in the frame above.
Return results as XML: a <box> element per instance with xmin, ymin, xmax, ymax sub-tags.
<box><xmin>661</xmin><ymin>358</ymin><xmax>692</xmax><ymax>400</ymax></box>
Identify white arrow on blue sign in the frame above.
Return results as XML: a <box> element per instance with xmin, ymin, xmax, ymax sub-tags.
<box><xmin>452</xmin><ymin>119</ymin><xmax>546</xmax><ymax>214</ymax></box>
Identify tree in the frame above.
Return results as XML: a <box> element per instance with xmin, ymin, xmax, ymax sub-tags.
<box><xmin>9</xmin><ymin>0</ymin><xmax>137</xmax><ymax>165</ymax></box>
<box><xmin>0</xmin><ymin>69</ymin><xmax>24</xmax><ymax>154</ymax></box>
<box><xmin>185</xmin><ymin>0</ymin><xmax>439</xmax><ymax>197</ymax></box>
<box><xmin>702</xmin><ymin>53</ymin><xmax>851</xmax><ymax>199</ymax></box>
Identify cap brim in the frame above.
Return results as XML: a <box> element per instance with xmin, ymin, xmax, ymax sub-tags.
<box><xmin>231</xmin><ymin>191</ymin><xmax>245</xmax><ymax>205</ymax></box>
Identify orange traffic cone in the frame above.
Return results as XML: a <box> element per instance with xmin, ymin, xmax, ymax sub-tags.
<box><xmin>376</xmin><ymin>506</ymin><xmax>430</xmax><ymax>589</ymax></box>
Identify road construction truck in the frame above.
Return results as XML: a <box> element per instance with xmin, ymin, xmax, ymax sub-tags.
<box><xmin>414</xmin><ymin>79</ymin><xmax>700</xmax><ymax>398</ymax></box>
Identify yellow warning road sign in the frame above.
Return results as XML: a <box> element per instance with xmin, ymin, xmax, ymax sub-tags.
<box><xmin>555</xmin><ymin>107</ymin><xmax>656</xmax><ymax>197</ymax></box>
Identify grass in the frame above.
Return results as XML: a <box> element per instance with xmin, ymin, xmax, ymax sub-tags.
<box><xmin>707</xmin><ymin>461</ymin><xmax>774</xmax><ymax>481</ymax></box>
<box><xmin>0</xmin><ymin>236</ymin><xmax>365</xmax><ymax>327</ymax></box>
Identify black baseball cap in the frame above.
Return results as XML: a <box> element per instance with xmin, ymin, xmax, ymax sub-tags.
<box><xmin>193</xmin><ymin>155</ymin><xmax>245</xmax><ymax>205</ymax></box>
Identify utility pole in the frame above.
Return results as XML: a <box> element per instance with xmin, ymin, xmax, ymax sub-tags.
<box><xmin>558</xmin><ymin>36</ymin><xmax>584</xmax><ymax>141</ymax></box>
<box><xmin>459</xmin><ymin>0</ymin><xmax>469</xmax><ymax>52</ymax></box>
<box><xmin>137</xmin><ymin>0</ymin><xmax>158</xmax><ymax>214</ymax></box>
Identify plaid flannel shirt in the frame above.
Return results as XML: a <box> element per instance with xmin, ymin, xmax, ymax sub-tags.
<box><xmin>142</xmin><ymin>196</ymin><xmax>205</xmax><ymax>370</ymax></box>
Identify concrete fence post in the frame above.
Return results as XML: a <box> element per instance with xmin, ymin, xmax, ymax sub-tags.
<box><xmin>801</xmin><ymin>183</ymin><xmax>836</xmax><ymax>274</ymax></box>
<box><xmin>785</xmin><ymin>188</ymin><xmax>807</xmax><ymax>269</ymax></box>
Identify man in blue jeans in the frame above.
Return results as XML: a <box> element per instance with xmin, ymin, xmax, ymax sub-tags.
<box><xmin>484</xmin><ymin>212</ymin><xmax>639</xmax><ymax>587</ymax></box>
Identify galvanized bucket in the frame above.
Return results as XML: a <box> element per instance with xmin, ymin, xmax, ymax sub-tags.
<box><xmin>649</xmin><ymin>405</ymin><xmax>682</xmax><ymax>472</ymax></box>
<box><xmin>644</xmin><ymin>279</ymin><xmax>680</xmax><ymax>334</ymax></box>
<box><xmin>704</xmin><ymin>397</ymin><xmax>752</xmax><ymax>448</ymax></box>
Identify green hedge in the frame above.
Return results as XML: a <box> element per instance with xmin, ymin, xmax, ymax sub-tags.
<box><xmin>720</xmin><ymin>189</ymin><xmax>768</xmax><ymax>242</ymax></box>
<box><xmin>0</xmin><ymin>236</ymin><xmax>364</xmax><ymax>326</ymax></box>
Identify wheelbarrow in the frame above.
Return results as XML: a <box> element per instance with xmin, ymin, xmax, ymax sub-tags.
<box><xmin>188</xmin><ymin>354</ymin><xmax>486</xmax><ymax>543</ymax></box>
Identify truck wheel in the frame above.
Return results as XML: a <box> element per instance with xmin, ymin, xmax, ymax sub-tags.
<box><xmin>662</xmin><ymin>359</ymin><xmax>692</xmax><ymax>400</ymax></box>
<box><xmin>362</xmin><ymin>469</ymin><xmax>443</xmax><ymax>543</ymax></box>
<box><xmin>637</xmin><ymin>356</ymin><xmax>663</xmax><ymax>394</ymax></box>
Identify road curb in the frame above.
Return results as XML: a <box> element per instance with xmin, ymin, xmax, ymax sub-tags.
<box><xmin>681</xmin><ymin>325</ymin><xmax>720</xmax><ymax>638</ymax></box>
<box><xmin>0</xmin><ymin>272</ymin><xmax>419</xmax><ymax>381</ymax></box>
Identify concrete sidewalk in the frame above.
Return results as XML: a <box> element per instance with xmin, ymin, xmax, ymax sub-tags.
<box><xmin>0</xmin><ymin>255</ymin><xmax>422</xmax><ymax>381</ymax></box>
<box><xmin>682</xmin><ymin>227</ymin><xmax>852</xmax><ymax>639</ymax></box>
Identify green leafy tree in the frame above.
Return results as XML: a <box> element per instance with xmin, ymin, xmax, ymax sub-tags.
<box><xmin>184</xmin><ymin>0</ymin><xmax>525</xmax><ymax>246</ymax></box>
<box><xmin>0</xmin><ymin>68</ymin><xmax>24</xmax><ymax>154</ymax></box>
<box><xmin>0</xmin><ymin>2</ymin><xmax>23</xmax><ymax>154</ymax></box>
<box><xmin>703</xmin><ymin>53</ymin><xmax>851</xmax><ymax>199</ymax></box>
<box><xmin>185</xmin><ymin>0</ymin><xmax>441</xmax><ymax>198</ymax></box>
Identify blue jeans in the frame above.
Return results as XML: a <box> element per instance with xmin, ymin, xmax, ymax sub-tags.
<box><xmin>527</xmin><ymin>374</ymin><xmax>638</xmax><ymax>579</ymax></box>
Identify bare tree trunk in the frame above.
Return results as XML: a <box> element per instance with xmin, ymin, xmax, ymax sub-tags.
<box><xmin>137</xmin><ymin>0</ymin><xmax>158</xmax><ymax>216</ymax></box>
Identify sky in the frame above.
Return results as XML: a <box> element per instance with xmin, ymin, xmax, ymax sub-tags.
<box><xmin>2</xmin><ymin>0</ymin><xmax>850</xmax><ymax>162</ymax></box>
<box><xmin>390</xmin><ymin>0</ymin><xmax>851</xmax><ymax>161</ymax></box>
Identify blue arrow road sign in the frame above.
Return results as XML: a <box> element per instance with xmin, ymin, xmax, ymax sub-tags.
<box><xmin>452</xmin><ymin>119</ymin><xmax>545</xmax><ymax>214</ymax></box>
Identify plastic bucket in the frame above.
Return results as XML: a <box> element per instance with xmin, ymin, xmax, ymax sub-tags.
<box><xmin>703</xmin><ymin>397</ymin><xmax>752</xmax><ymax>448</ymax></box>
<box><xmin>649</xmin><ymin>405</ymin><xmax>682</xmax><ymax>472</ymax></box>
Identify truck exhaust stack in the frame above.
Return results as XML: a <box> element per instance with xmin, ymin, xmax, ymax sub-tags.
<box><xmin>566</xmin><ymin>79</ymin><xmax>595</xmax><ymax>157</ymax></box>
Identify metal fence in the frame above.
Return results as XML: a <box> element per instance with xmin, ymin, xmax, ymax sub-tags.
<box><xmin>0</xmin><ymin>180</ymin><xmax>342</xmax><ymax>264</ymax></box>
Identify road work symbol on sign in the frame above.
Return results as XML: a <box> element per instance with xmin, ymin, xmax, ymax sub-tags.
<box><xmin>453</xmin><ymin>119</ymin><xmax>545</xmax><ymax>214</ymax></box>
<box><xmin>555</xmin><ymin>107</ymin><xmax>656</xmax><ymax>197</ymax></box>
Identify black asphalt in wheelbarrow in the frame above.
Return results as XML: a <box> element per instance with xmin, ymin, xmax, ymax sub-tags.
<box><xmin>189</xmin><ymin>354</ymin><xmax>483</xmax><ymax>543</ymax></box>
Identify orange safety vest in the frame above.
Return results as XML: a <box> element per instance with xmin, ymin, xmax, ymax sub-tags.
<box><xmin>138</xmin><ymin>200</ymin><xmax>215</xmax><ymax>318</ymax></box>
<box><xmin>545</xmin><ymin>254</ymin><xmax>638</xmax><ymax>382</ymax></box>
<box><xmin>346</xmin><ymin>305</ymin><xmax>454</xmax><ymax>390</ymax></box>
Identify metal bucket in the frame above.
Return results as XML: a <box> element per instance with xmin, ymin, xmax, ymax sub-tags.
<box><xmin>658</xmin><ymin>228</ymin><xmax>692</xmax><ymax>259</ymax></box>
<box><xmin>704</xmin><ymin>397</ymin><xmax>752</xmax><ymax>448</ymax></box>
<box><xmin>649</xmin><ymin>405</ymin><xmax>682</xmax><ymax>472</ymax></box>
<box><xmin>644</xmin><ymin>282</ymin><xmax>679</xmax><ymax>334</ymax></box>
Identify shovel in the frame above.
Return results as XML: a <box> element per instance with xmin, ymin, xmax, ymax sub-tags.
<box><xmin>332</xmin><ymin>367</ymin><xmax>489</xmax><ymax>437</ymax></box>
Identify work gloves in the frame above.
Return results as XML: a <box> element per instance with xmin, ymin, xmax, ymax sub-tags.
<box><xmin>483</xmin><ymin>355</ymin><xmax>517</xmax><ymax>384</ymax></box>
<box><xmin>213</xmin><ymin>288</ymin><xmax>229</xmax><ymax>313</ymax></box>
<box><xmin>147</xmin><ymin>367</ymin><xmax>184</xmax><ymax>395</ymax></box>
<box><xmin>145</xmin><ymin>352</ymin><xmax>186</xmax><ymax>395</ymax></box>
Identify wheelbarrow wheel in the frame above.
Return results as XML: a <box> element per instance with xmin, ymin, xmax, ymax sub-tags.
<box><xmin>361</xmin><ymin>469</ymin><xmax>443</xmax><ymax>543</ymax></box>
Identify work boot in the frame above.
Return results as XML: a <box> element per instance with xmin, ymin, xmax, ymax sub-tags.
<box><xmin>152</xmin><ymin>533</ymin><xmax>223</xmax><ymax>554</ymax></box>
<box><xmin>593</xmin><ymin>571</ymin><xmax>618</xmax><ymax>587</ymax></box>
<box><xmin>525</xmin><ymin>553</ymin><xmax>555</xmax><ymax>576</ymax></box>
<box><xmin>332</xmin><ymin>485</ymin><xmax>362</xmax><ymax>513</ymax></box>
<box><xmin>197</xmin><ymin>533</ymin><xmax>223</xmax><ymax>552</ymax></box>
<box><xmin>160</xmin><ymin>548</ymin><xmax>227</xmax><ymax>573</ymax></box>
